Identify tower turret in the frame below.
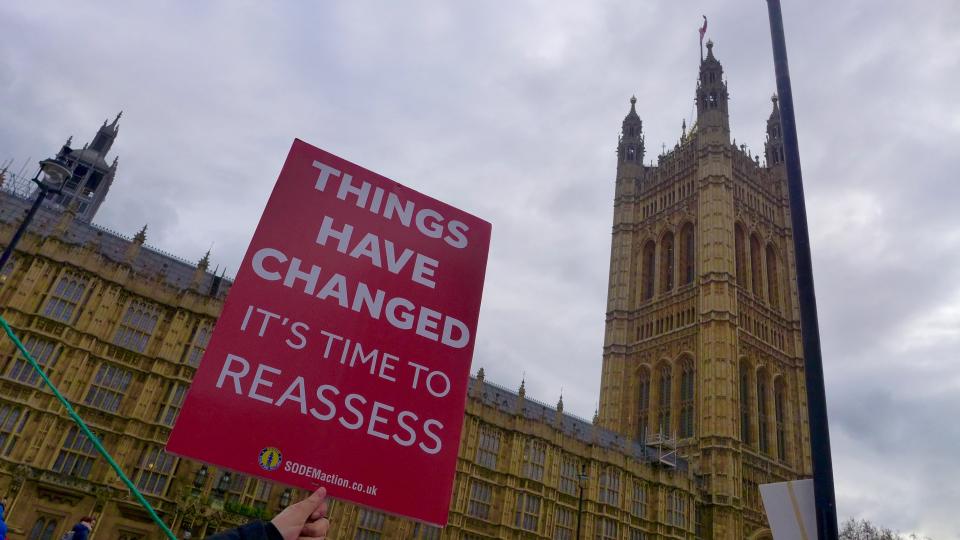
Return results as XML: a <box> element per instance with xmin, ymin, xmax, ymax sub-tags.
<box><xmin>90</xmin><ymin>112</ymin><xmax>121</xmax><ymax>155</ymax></box>
<box><xmin>49</xmin><ymin>113</ymin><xmax>122</xmax><ymax>222</ymax></box>
<box><xmin>696</xmin><ymin>40</ymin><xmax>730</xmax><ymax>135</ymax></box>
<box><xmin>765</xmin><ymin>94</ymin><xmax>785</xmax><ymax>166</ymax></box>
<box><xmin>618</xmin><ymin>96</ymin><xmax>645</xmax><ymax>166</ymax></box>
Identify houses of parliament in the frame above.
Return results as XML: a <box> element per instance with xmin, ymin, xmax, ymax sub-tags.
<box><xmin>0</xmin><ymin>41</ymin><xmax>809</xmax><ymax>539</ymax></box>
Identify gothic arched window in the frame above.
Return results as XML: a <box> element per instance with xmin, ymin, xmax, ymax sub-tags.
<box><xmin>627</xmin><ymin>147</ymin><xmax>636</xmax><ymax>161</ymax></box>
<box><xmin>740</xmin><ymin>361</ymin><xmax>751</xmax><ymax>446</ymax></box>
<box><xmin>641</xmin><ymin>241</ymin><xmax>656</xmax><ymax>301</ymax></box>
<box><xmin>775</xmin><ymin>378</ymin><xmax>788</xmax><ymax>463</ymax></box>
<box><xmin>27</xmin><ymin>516</ymin><xmax>59</xmax><ymax>540</ymax></box>
<box><xmin>735</xmin><ymin>224</ymin><xmax>747</xmax><ymax>288</ymax></box>
<box><xmin>679</xmin><ymin>223</ymin><xmax>695</xmax><ymax>285</ymax></box>
<box><xmin>679</xmin><ymin>359</ymin><xmax>695</xmax><ymax>439</ymax></box>
<box><xmin>657</xmin><ymin>364</ymin><xmax>672</xmax><ymax>437</ymax></box>
<box><xmin>766</xmin><ymin>244</ymin><xmax>780</xmax><ymax>310</ymax></box>
<box><xmin>637</xmin><ymin>368</ymin><xmax>651</xmax><ymax>444</ymax></box>
<box><xmin>660</xmin><ymin>232</ymin><xmax>675</xmax><ymax>293</ymax></box>
<box><xmin>757</xmin><ymin>369</ymin><xmax>770</xmax><ymax>455</ymax></box>
<box><xmin>750</xmin><ymin>234</ymin><xmax>764</xmax><ymax>298</ymax></box>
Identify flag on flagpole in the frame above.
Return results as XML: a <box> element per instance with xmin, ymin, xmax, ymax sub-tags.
<box><xmin>699</xmin><ymin>15</ymin><xmax>708</xmax><ymax>43</ymax></box>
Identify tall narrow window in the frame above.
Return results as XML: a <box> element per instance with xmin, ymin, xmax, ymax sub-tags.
<box><xmin>766</xmin><ymin>244</ymin><xmax>780</xmax><ymax>310</ymax></box>
<box><xmin>8</xmin><ymin>335</ymin><xmax>60</xmax><ymax>385</ymax></box>
<box><xmin>679</xmin><ymin>360</ymin><xmax>695</xmax><ymax>439</ymax></box>
<box><xmin>467</xmin><ymin>480</ymin><xmax>493</xmax><ymax>520</ymax></box>
<box><xmin>641</xmin><ymin>241</ymin><xmax>656</xmax><ymax>300</ymax></box>
<box><xmin>27</xmin><ymin>516</ymin><xmax>60</xmax><ymax>540</ymax></box>
<box><xmin>476</xmin><ymin>426</ymin><xmax>500</xmax><ymax>469</ymax></box>
<box><xmin>52</xmin><ymin>425</ymin><xmax>98</xmax><ymax>479</ymax></box>
<box><xmin>42</xmin><ymin>272</ymin><xmax>88</xmax><ymax>323</ymax></box>
<box><xmin>559</xmin><ymin>457</ymin><xmax>580</xmax><ymax>495</ymax></box>
<box><xmin>184</xmin><ymin>321</ymin><xmax>212</xmax><ymax>367</ymax></box>
<box><xmin>735</xmin><ymin>224</ymin><xmax>747</xmax><ymax>288</ymax></box>
<box><xmin>514</xmin><ymin>493</ymin><xmax>542</xmax><ymax>531</ymax></box>
<box><xmin>520</xmin><ymin>439</ymin><xmax>546</xmax><ymax>482</ymax></box>
<box><xmin>740</xmin><ymin>362</ymin><xmax>751</xmax><ymax>445</ymax></box>
<box><xmin>0</xmin><ymin>403</ymin><xmax>29</xmax><ymax>456</ymax></box>
<box><xmin>743</xmin><ymin>478</ymin><xmax>760</xmax><ymax>510</ymax></box>
<box><xmin>660</xmin><ymin>232</ymin><xmax>675</xmax><ymax>292</ymax></box>
<box><xmin>84</xmin><ymin>363</ymin><xmax>133</xmax><ymax>413</ymax></box>
<box><xmin>658</xmin><ymin>365</ymin><xmax>672</xmax><ymax>437</ymax></box>
<box><xmin>637</xmin><ymin>368</ymin><xmax>651</xmax><ymax>443</ymax></box>
<box><xmin>599</xmin><ymin>467</ymin><xmax>621</xmax><ymax>506</ymax></box>
<box><xmin>775</xmin><ymin>379</ymin><xmax>788</xmax><ymax>462</ymax></box>
<box><xmin>412</xmin><ymin>524</ymin><xmax>441</xmax><ymax>540</ymax></box>
<box><xmin>356</xmin><ymin>508</ymin><xmax>386</xmax><ymax>539</ymax></box>
<box><xmin>750</xmin><ymin>234</ymin><xmax>764</xmax><ymax>298</ymax></box>
<box><xmin>554</xmin><ymin>506</ymin><xmax>575</xmax><ymax>540</ymax></box>
<box><xmin>134</xmin><ymin>445</ymin><xmax>178</xmax><ymax>495</ymax></box>
<box><xmin>114</xmin><ymin>300</ymin><xmax>160</xmax><ymax>353</ymax></box>
<box><xmin>666</xmin><ymin>491</ymin><xmax>688</xmax><ymax>528</ymax></box>
<box><xmin>680</xmin><ymin>223</ymin><xmax>695</xmax><ymax>285</ymax></box>
<box><xmin>631</xmin><ymin>482</ymin><xmax>648</xmax><ymax>518</ymax></box>
<box><xmin>0</xmin><ymin>256</ymin><xmax>15</xmax><ymax>285</ymax></box>
<box><xmin>156</xmin><ymin>381</ymin><xmax>187</xmax><ymax>426</ymax></box>
<box><xmin>595</xmin><ymin>517</ymin><xmax>619</xmax><ymax>540</ymax></box>
<box><xmin>757</xmin><ymin>370</ymin><xmax>770</xmax><ymax>455</ymax></box>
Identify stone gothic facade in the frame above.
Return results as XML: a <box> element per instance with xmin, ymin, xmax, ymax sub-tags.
<box><xmin>598</xmin><ymin>41</ymin><xmax>812</xmax><ymax>538</ymax></box>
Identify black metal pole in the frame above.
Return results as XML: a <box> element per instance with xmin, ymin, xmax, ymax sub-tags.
<box><xmin>764</xmin><ymin>2</ymin><xmax>839</xmax><ymax>539</ymax></box>
<box><xmin>0</xmin><ymin>180</ymin><xmax>54</xmax><ymax>276</ymax></box>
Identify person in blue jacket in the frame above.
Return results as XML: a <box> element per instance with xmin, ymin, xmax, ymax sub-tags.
<box><xmin>66</xmin><ymin>516</ymin><xmax>95</xmax><ymax>540</ymax></box>
<box><xmin>0</xmin><ymin>499</ymin><xmax>8</xmax><ymax>540</ymax></box>
<box><xmin>207</xmin><ymin>487</ymin><xmax>329</xmax><ymax>540</ymax></box>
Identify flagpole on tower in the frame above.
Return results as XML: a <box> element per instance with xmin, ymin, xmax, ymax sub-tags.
<box><xmin>699</xmin><ymin>15</ymin><xmax>708</xmax><ymax>61</ymax></box>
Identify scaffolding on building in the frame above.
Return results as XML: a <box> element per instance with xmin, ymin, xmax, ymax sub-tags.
<box><xmin>647</xmin><ymin>432</ymin><xmax>678</xmax><ymax>468</ymax></box>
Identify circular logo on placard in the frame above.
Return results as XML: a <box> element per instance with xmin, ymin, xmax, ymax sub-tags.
<box><xmin>258</xmin><ymin>447</ymin><xmax>283</xmax><ymax>471</ymax></box>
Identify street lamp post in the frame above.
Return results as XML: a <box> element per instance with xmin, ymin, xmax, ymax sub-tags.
<box><xmin>211</xmin><ymin>470</ymin><xmax>231</xmax><ymax>511</ymax></box>
<box><xmin>0</xmin><ymin>157</ymin><xmax>72</xmax><ymax>275</ymax></box>
<box><xmin>764</xmin><ymin>1</ymin><xmax>839</xmax><ymax>539</ymax></box>
<box><xmin>215</xmin><ymin>471</ymin><xmax>231</xmax><ymax>497</ymax></box>
<box><xmin>575</xmin><ymin>464</ymin><xmax>588</xmax><ymax>540</ymax></box>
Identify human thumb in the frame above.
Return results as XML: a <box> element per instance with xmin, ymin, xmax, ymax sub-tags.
<box><xmin>290</xmin><ymin>487</ymin><xmax>326</xmax><ymax>519</ymax></box>
<box><xmin>271</xmin><ymin>487</ymin><xmax>327</xmax><ymax>540</ymax></box>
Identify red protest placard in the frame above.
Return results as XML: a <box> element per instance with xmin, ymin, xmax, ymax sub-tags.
<box><xmin>167</xmin><ymin>139</ymin><xmax>491</xmax><ymax>525</ymax></box>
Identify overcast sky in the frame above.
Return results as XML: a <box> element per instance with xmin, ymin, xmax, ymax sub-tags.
<box><xmin>2</xmin><ymin>1</ymin><xmax>958</xmax><ymax>537</ymax></box>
